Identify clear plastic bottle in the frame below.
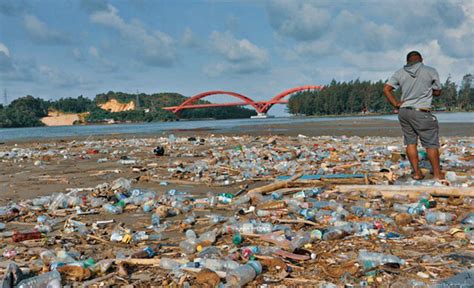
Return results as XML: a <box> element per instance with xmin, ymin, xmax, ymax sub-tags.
<box><xmin>16</xmin><ymin>270</ymin><xmax>61</xmax><ymax>288</ymax></box>
<box><xmin>350</xmin><ymin>206</ymin><xmax>373</xmax><ymax>217</ymax></box>
<box><xmin>425</xmin><ymin>211</ymin><xmax>456</xmax><ymax>224</ymax></box>
<box><xmin>195</xmin><ymin>258</ymin><xmax>240</xmax><ymax>272</ymax></box>
<box><xmin>198</xmin><ymin>229</ymin><xmax>217</xmax><ymax>244</ymax></box>
<box><xmin>103</xmin><ymin>203</ymin><xmax>123</xmax><ymax>214</ymax></box>
<box><xmin>461</xmin><ymin>213</ymin><xmax>474</xmax><ymax>226</ymax></box>
<box><xmin>225</xmin><ymin>261</ymin><xmax>262</xmax><ymax>287</ymax></box>
<box><xmin>289</xmin><ymin>229</ymin><xmax>323</xmax><ymax>251</ymax></box>
<box><xmin>393</xmin><ymin>203</ymin><xmax>423</xmax><ymax>215</ymax></box>
<box><xmin>208</xmin><ymin>214</ymin><xmax>227</xmax><ymax>224</ymax></box>
<box><xmin>179</xmin><ymin>230</ymin><xmax>197</xmax><ymax>255</ymax></box>
<box><xmin>159</xmin><ymin>258</ymin><xmax>181</xmax><ymax>270</ymax></box>
<box><xmin>240</xmin><ymin>222</ymin><xmax>273</xmax><ymax>234</ymax></box>
<box><xmin>358</xmin><ymin>250</ymin><xmax>405</xmax><ymax>266</ymax></box>
<box><xmin>232</xmin><ymin>194</ymin><xmax>251</xmax><ymax>206</ymax></box>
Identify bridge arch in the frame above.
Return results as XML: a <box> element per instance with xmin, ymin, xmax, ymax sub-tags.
<box><xmin>260</xmin><ymin>85</ymin><xmax>323</xmax><ymax>114</ymax></box>
<box><xmin>171</xmin><ymin>90</ymin><xmax>263</xmax><ymax>114</ymax></box>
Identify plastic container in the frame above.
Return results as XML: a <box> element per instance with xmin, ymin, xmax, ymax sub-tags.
<box><xmin>226</xmin><ymin>260</ymin><xmax>262</xmax><ymax>287</ymax></box>
<box><xmin>16</xmin><ymin>270</ymin><xmax>61</xmax><ymax>288</ymax></box>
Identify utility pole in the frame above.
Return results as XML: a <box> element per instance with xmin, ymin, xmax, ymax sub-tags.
<box><xmin>3</xmin><ymin>89</ymin><xmax>7</xmax><ymax>106</ymax></box>
<box><xmin>135</xmin><ymin>89</ymin><xmax>140</xmax><ymax>110</ymax></box>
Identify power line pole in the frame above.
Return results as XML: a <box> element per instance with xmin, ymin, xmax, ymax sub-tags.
<box><xmin>3</xmin><ymin>89</ymin><xmax>7</xmax><ymax>106</ymax></box>
<box><xmin>135</xmin><ymin>89</ymin><xmax>140</xmax><ymax>110</ymax></box>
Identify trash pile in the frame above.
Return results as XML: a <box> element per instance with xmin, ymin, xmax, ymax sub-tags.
<box><xmin>0</xmin><ymin>135</ymin><xmax>473</xmax><ymax>287</ymax></box>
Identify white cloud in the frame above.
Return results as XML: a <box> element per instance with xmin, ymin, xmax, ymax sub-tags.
<box><xmin>90</xmin><ymin>4</ymin><xmax>176</xmax><ymax>66</ymax></box>
<box><xmin>89</xmin><ymin>46</ymin><xmax>99</xmax><ymax>58</ymax></box>
<box><xmin>23</xmin><ymin>15</ymin><xmax>71</xmax><ymax>45</ymax></box>
<box><xmin>72</xmin><ymin>48</ymin><xmax>84</xmax><ymax>61</ymax></box>
<box><xmin>181</xmin><ymin>27</ymin><xmax>199</xmax><ymax>47</ymax></box>
<box><xmin>88</xmin><ymin>46</ymin><xmax>117</xmax><ymax>71</ymax></box>
<box><xmin>39</xmin><ymin>65</ymin><xmax>82</xmax><ymax>87</ymax></box>
<box><xmin>206</xmin><ymin>31</ymin><xmax>269</xmax><ymax>76</ymax></box>
<box><xmin>266</xmin><ymin>0</ymin><xmax>472</xmax><ymax>85</ymax></box>
<box><xmin>0</xmin><ymin>43</ymin><xmax>10</xmax><ymax>57</ymax></box>
<box><xmin>267</xmin><ymin>0</ymin><xmax>331</xmax><ymax>41</ymax></box>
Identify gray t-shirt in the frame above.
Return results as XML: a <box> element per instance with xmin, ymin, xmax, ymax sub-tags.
<box><xmin>387</xmin><ymin>62</ymin><xmax>441</xmax><ymax>109</ymax></box>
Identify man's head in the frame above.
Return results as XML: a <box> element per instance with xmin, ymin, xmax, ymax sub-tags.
<box><xmin>406</xmin><ymin>51</ymin><xmax>422</xmax><ymax>64</ymax></box>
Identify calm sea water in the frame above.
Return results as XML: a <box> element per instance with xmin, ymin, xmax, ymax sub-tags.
<box><xmin>0</xmin><ymin>112</ymin><xmax>472</xmax><ymax>142</ymax></box>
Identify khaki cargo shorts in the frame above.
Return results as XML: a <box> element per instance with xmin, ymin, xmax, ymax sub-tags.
<box><xmin>398</xmin><ymin>108</ymin><xmax>440</xmax><ymax>148</ymax></box>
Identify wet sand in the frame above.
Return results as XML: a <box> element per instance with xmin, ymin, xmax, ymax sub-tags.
<box><xmin>230</xmin><ymin>118</ymin><xmax>474</xmax><ymax>137</ymax></box>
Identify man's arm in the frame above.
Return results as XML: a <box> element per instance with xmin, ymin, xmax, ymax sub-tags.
<box><xmin>383</xmin><ymin>84</ymin><xmax>403</xmax><ymax>108</ymax></box>
<box><xmin>432</xmin><ymin>69</ymin><xmax>442</xmax><ymax>97</ymax></box>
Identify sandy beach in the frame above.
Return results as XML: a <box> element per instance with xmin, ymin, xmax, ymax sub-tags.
<box><xmin>0</xmin><ymin>118</ymin><xmax>472</xmax><ymax>286</ymax></box>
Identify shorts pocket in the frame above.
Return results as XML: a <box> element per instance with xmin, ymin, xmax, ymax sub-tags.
<box><xmin>417</xmin><ymin>112</ymin><xmax>438</xmax><ymax>131</ymax></box>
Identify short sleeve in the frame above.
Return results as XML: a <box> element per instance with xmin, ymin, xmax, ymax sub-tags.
<box><xmin>387</xmin><ymin>72</ymin><xmax>400</xmax><ymax>89</ymax></box>
<box><xmin>432</xmin><ymin>69</ymin><xmax>442</xmax><ymax>90</ymax></box>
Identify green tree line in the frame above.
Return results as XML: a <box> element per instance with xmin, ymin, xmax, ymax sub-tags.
<box><xmin>287</xmin><ymin>75</ymin><xmax>473</xmax><ymax>116</ymax></box>
<box><xmin>0</xmin><ymin>91</ymin><xmax>256</xmax><ymax>128</ymax></box>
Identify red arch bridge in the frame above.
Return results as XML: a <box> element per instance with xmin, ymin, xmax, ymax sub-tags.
<box><xmin>162</xmin><ymin>85</ymin><xmax>323</xmax><ymax>117</ymax></box>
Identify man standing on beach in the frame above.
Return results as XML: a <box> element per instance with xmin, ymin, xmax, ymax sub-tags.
<box><xmin>383</xmin><ymin>51</ymin><xmax>444</xmax><ymax>180</ymax></box>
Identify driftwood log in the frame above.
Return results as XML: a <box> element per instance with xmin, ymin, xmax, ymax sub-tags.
<box><xmin>333</xmin><ymin>185</ymin><xmax>474</xmax><ymax>198</ymax></box>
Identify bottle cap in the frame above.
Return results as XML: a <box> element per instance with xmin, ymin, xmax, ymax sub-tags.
<box><xmin>247</xmin><ymin>260</ymin><xmax>262</xmax><ymax>275</ymax></box>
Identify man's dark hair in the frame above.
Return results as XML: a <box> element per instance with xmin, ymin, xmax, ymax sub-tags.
<box><xmin>406</xmin><ymin>51</ymin><xmax>422</xmax><ymax>61</ymax></box>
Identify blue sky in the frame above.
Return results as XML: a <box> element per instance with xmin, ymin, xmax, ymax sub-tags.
<box><xmin>0</xmin><ymin>0</ymin><xmax>473</xmax><ymax>115</ymax></box>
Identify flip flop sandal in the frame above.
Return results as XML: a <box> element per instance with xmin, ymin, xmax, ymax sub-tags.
<box><xmin>411</xmin><ymin>173</ymin><xmax>425</xmax><ymax>181</ymax></box>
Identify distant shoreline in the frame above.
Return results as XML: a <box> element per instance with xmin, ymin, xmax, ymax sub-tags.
<box><xmin>1</xmin><ymin>112</ymin><xmax>473</xmax><ymax>145</ymax></box>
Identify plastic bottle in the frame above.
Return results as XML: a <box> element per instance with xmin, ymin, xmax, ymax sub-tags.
<box><xmin>132</xmin><ymin>245</ymin><xmax>159</xmax><ymax>258</ymax></box>
<box><xmin>159</xmin><ymin>258</ymin><xmax>181</xmax><ymax>270</ymax></box>
<box><xmin>198</xmin><ymin>229</ymin><xmax>217</xmax><ymax>244</ymax></box>
<box><xmin>48</xmin><ymin>193</ymin><xmax>68</xmax><ymax>211</ymax></box>
<box><xmin>226</xmin><ymin>260</ymin><xmax>262</xmax><ymax>287</ymax></box>
<box><xmin>425</xmin><ymin>211</ymin><xmax>456</xmax><ymax>224</ymax></box>
<box><xmin>195</xmin><ymin>258</ymin><xmax>240</xmax><ymax>272</ymax></box>
<box><xmin>243</xmin><ymin>223</ymin><xmax>273</xmax><ymax>234</ymax></box>
<box><xmin>16</xmin><ymin>270</ymin><xmax>61</xmax><ymax>288</ymax></box>
<box><xmin>232</xmin><ymin>194</ymin><xmax>251</xmax><ymax>206</ymax></box>
<box><xmin>393</xmin><ymin>203</ymin><xmax>423</xmax><ymax>215</ymax></box>
<box><xmin>179</xmin><ymin>230</ymin><xmax>198</xmax><ymax>255</ymax></box>
<box><xmin>103</xmin><ymin>203</ymin><xmax>123</xmax><ymax>214</ymax></box>
<box><xmin>290</xmin><ymin>230</ymin><xmax>322</xmax><ymax>250</ymax></box>
<box><xmin>89</xmin><ymin>197</ymin><xmax>106</xmax><ymax>208</ymax></box>
<box><xmin>208</xmin><ymin>214</ymin><xmax>227</xmax><ymax>224</ymax></box>
<box><xmin>217</xmin><ymin>193</ymin><xmax>234</xmax><ymax>204</ymax></box>
<box><xmin>322</xmin><ymin>227</ymin><xmax>349</xmax><ymax>241</ymax></box>
<box><xmin>350</xmin><ymin>206</ymin><xmax>373</xmax><ymax>217</ymax></box>
<box><xmin>12</xmin><ymin>231</ymin><xmax>42</xmax><ymax>242</ymax></box>
<box><xmin>358</xmin><ymin>250</ymin><xmax>405</xmax><ymax>266</ymax></box>
<box><xmin>110</xmin><ymin>177</ymin><xmax>131</xmax><ymax>192</ymax></box>
<box><xmin>461</xmin><ymin>213</ymin><xmax>474</xmax><ymax>226</ymax></box>
<box><xmin>142</xmin><ymin>200</ymin><xmax>155</xmax><ymax>213</ymax></box>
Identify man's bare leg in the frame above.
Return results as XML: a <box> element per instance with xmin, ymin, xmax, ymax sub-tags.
<box><xmin>426</xmin><ymin>148</ymin><xmax>444</xmax><ymax>179</ymax></box>
<box><xmin>406</xmin><ymin>144</ymin><xmax>423</xmax><ymax>179</ymax></box>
